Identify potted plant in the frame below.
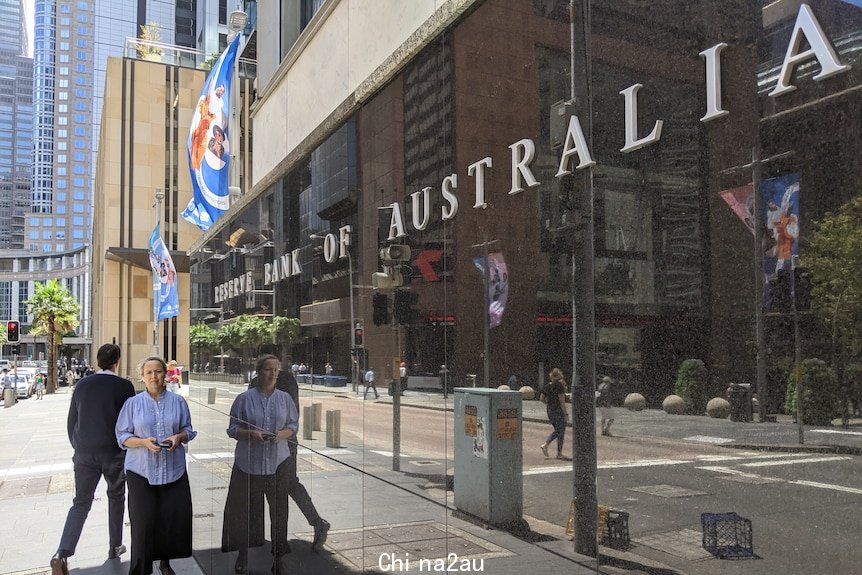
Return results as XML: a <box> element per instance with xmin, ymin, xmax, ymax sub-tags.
<box><xmin>136</xmin><ymin>22</ymin><xmax>163</xmax><ymax>61</ymax></box>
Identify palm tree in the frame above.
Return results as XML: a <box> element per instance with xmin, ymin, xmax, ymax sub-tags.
<box><xmin>25</xmin><ymin>280</ymin><xmax>80</xmax><ymax>394</ymax></box>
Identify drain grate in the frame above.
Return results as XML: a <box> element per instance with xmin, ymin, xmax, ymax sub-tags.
<box><xmin>204</xmin><ymin>486</ymin><xmax>228</xmax><ymax>490</ymax></box>
<box><xmin>410</xmin><ymin>460</ymin><xmax>440</xmax><ymax>466</ymax></box>
<box><xmin>193</xmin><ymin>513</ymin><xmax>215</xmax><ymax>519</ymax></box>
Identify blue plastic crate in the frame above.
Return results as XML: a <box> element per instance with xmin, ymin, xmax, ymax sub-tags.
<box><xmin>701</xmin><ymin>512</ymin><xmax>754</xmax><ymax>559</ymax></box>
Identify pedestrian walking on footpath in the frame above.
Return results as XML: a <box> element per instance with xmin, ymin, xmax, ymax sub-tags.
<box><xmin>597</xmin><ymin>376</ymin><xmax>615</xmax><ymax>436</ymax></box>
<box><xmin>166</xmin><ymin>359</ymin><xmax>182</xmax><ymax>393</ymax></box>
<box><xmin>223</xmin><ymin>355</ymin><xmax>298</xmax><ymax>575</ymax></box>
<box><xmin>116</xmin><ymin>356</ymin><xmax>197</xmax><ymax>575</ymax></box>
<box><xmin>539</xmin><ymin>368</ymin><xmax>569</xmax><ymax>460</ymax></box>
<box><xmin>363</xmin><ymin>366</ymin><xmax>379</xmax><ymax>399</ymax></box>
<box><xmin>34</xmin><ymin>371</ymin><xmax>46</xmax><ymax>399</ymax></box>
<box><xmin>248</xmin><ymin>349</ymin><xmax>330</xmax><ymax>552</ymax></box>
<box><xmin>51</xmin><ymin>344</ymin><xmax>136</xmax><ymax>575</ymax></box>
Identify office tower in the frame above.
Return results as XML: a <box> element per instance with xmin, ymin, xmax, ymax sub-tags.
<box><xmin>0</xmin><ymin>0</ymin><xmax>32</xmax><ymax>251</ymax></box>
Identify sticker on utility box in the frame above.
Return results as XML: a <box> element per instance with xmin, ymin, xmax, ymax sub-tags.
<box><xmin>464</xmin><ymin>405</ymin><xmax>477</xmax><ymax>436</ymax></box>
<box><xmin>496</xmin><ymin>408</ymin><xmax>519</xmax><ymax>440</ymax></box>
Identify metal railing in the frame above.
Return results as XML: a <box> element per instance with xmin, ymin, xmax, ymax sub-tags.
<box><xmin>124</xmin><ymin>38</ymin><xmax>256</xmax><ymax>78</ymax></box>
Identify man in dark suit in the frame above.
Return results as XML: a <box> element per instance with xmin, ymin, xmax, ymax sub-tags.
<box><xmin>249</xmin><ymin>353</ymin><xmax>330</xmax><ymax>551</ymax></box>
<box><xmin>51</xmin><ymin>344</ymin><xmax>136</xmax><ymax>575</ymax></box>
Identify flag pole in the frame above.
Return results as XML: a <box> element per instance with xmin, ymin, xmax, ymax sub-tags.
<box><xmin>153</xmin><ymin>189</ymin><xmax>165</xmax><ymax>357</ymax></box>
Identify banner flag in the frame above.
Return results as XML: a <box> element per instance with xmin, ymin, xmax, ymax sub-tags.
<box><xmin>473</xmin><ymin>252</ymin><xmax>509</xmax><ymax>328</ymax></box>
<box><xmin>148</xmin><ymin>224</ymin><xmax>180</xmax><ymax>320</ymax></box>
<box><xmin>760</xmin><ymin>174</ymin><xmax>800</xmax><ymax>311</ymax></box>
<box><xmin>182</xmin><ymin>34</ymin><xmax>241</xmax><ymax>231</ymax></box>
<box><xmin>719</xmin><ymin>183</ymin><xmax>755</xmax><ymax>235</ymax></box>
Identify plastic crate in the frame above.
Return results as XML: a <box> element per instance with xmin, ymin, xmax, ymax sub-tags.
<box><xmin>602</xmin><ymin>510</ymin><xmax>631</xmax><ymax>549</ymax></box>
<box><xmin>701</xmin><ymin>512</ymin><xmax>754</xmax><ymax>559</ymax></box>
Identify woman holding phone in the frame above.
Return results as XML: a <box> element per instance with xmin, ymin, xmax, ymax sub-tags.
<box><xmin>116</xmin><ymin>357</ymin><xmax>196</xmax><ymax>575</ymax></box>
<box><xmin>222</xmin><ymin>354</ymin><xmax>298</xmax><ymax>574</ymax></box>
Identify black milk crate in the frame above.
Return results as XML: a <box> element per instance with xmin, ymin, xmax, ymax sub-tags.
<box><xmin>602</xmin><ymin>509</ymin><xmax>631</xmax><ymax>549</ymax></box>
<box><xmin>701</xmin><ymin>512</ymin><xmax>754</xmax><ymax>559</ymax></box>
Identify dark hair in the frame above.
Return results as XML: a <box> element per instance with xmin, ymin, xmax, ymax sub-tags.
<box><xmin>211</xmin><ymin>124</ymin><xmax>225</xmax><ymax>139</ymax></box>
<box><xmin>96</xmin><ymin>344</ymin><xmax>121</xmax><ymax>371</ymax></box>
<box><xmin>255</xmin><ymin>354</ymin><xmax>280</xmax><ymax>374</ymax></box>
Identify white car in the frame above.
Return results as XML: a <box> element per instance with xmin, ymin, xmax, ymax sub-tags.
<box><xmin>10</xmin><ymin>374</ymin><xmax>35</xmax><ymax>399</ymax></box>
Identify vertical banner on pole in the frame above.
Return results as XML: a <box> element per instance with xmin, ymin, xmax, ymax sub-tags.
<box><xmin>760</xmin><ymin>174</ymin><xmax>800</xmax><ymax>311</ymax></box>
<box><xmin>473</xmin><ymin>252</ymin><xmax>509</xmax><ymax>328</ymax></box>
<box><xmin>182</xmin><ymin>35</ymin><xmax>241</xmax><ymax>231</ymax></box>
<box><xmin>148</xmin><ymin>224</ymin><xmax>180</xmax><ymax>320</ymax></box>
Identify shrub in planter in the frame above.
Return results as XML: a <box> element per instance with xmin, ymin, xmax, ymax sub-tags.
<box><xmin>784</xmin><ymin>358</ymin><xmax>841</xmax><ymax>426</ymax></box>
<box><xmin>767</xmin><ymin>357</ymin><xmax>794</xmax><ymax>414</ymax></box>
<box><xmin>674</xmin><ymin>359</ymin><xmax>708</xmax><ymax>415</ymax></box>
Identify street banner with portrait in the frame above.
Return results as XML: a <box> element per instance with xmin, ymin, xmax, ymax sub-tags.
<box><xmin>761</xmin><ymin>174</ymin><xmax>800</xmax><ymax>311</ymax></box>
<box><xmin>473</xmin><ymin>252</ymin><xmax>509</xmax><ymax>328</ymax></box>
<box><xmin>148</xmin><ymin>224</ymin><xmax>180</xmax><ymax>320</ymax></box>
<box><xmin>182</xmin><ymin>34</ymin><xmax>241</xmax><ymax>231</ymax></box>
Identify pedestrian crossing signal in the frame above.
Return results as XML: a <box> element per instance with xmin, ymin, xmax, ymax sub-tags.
<box><xmin>6</xmin><ymin>321</ymin><xmax>19</xmax><ymax>343</ymax></box>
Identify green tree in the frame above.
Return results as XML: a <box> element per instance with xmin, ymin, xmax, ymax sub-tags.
<box><xmin>784</xmin><ymin>358</ymin><xmax>841</xmax><ymax>425</ymax></box>
<box><xmin>674</xmin><ymin>359</ymin><xmax>708</xmax><ymax>415</ymax></box>
<box><xmin>272</xmin><ymin>316</ymin><xmax>301</xmax><ymax>362</ymax></box>
<box><xmin>25</xmin><ymin>280</ymin><xmax>80</xmax><ymax>394</ymax></box>
<box><xmin>233</xmin><ymin>314</ymin><xmax>271</xmax><ymax>356</ymax></box>
<box><xmin>804</xmin><ymin>196</ymin><xmax>862</xmax><ymax>419</ymax></box>
<box><xmin>190</xmin><ymin>324</ymin><xmax>218</xmax><ymax>368</ymax></box>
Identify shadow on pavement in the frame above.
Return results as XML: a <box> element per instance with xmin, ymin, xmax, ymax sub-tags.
<box><xmin>193</xmin><ymin>539</ymin><xmax>365</xmax><ymax>575</ymax></box>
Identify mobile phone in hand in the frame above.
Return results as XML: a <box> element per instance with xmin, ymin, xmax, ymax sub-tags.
<box><xmin>158</xmin><ymin>440</ymin><xmax>173</xmax><ymax>448</ymax></box>
<box><xmin>262</xmin><ymin>432</ymin><xmax>276</xmax><ymax>441</ymax></box>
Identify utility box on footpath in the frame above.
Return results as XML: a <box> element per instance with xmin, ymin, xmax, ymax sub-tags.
<box><xmin>453</xmin><ymin>388</ymin><xmax>522</xmax><ymax>527</ymax></box>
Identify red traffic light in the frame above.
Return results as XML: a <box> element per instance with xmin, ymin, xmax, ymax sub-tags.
<box><xmin>7</xmin><ymin>321</ymin><xmax>20</xmax><ymax>343</ymax></box>
<box><xmin>354</xmin><ymin>327</ymin><xmax>364</xmax><ymax>346</ymax></box>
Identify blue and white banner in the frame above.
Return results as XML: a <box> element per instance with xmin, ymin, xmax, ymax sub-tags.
<box><xmin>182</xmin><ymin>35</ymin><xmax>241</xmax><ymax>231</ymax></box>
<box><xmin>761</xmin><ymin>173</ymin><xmax>800</xmax><ymax>311</ymax></box>
<box><xmin>148</xmin><ymin>224</ymin><xmax>180</xmax><ymax>320</ymax></box>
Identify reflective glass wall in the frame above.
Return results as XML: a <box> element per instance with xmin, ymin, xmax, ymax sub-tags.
<box><xmin>186</xmin><ymin>1</ymin><xmax>861</xmax><ymax>573</ymax></box>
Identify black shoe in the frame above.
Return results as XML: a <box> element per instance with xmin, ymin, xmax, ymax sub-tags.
<box><xmin>50</xmin><ymin>554</ymin><xmax>69</xmax><ymax>575</ymax></box>
<box><xmin>108</xmin><ymin>544</ymin><xmax>126</xmax><ymax>559</ymax></box>
<box><xmin>312</xmin><ymin>519</ymin><xmax>330</xmax><ymax>551</ymax></box>
<box><xmin>234</xmin><ymin>555</ymin><xmax>248</xmax><ymax>574</ymax></box>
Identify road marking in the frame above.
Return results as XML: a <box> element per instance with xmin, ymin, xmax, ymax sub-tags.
<box><xmin>740</xmin><ymin>456</ymin><xmax>851</xmax><ymax>467</ymax></box>
<box><xmin>1</xmin><ymin>462</ymin><xmax>72</xmax><ymax>479</ymax></box>
<box><xmin>788</xmin><ymin>480</ymin><xmax>862</xmax><ymax>495</ymax></box>
<box><xmin>809</xmin><ymin>429</ymin><xmax>862</xmax><ymax>436</ymax></box>
<box><xmin>525</xmin><ymin>458</ymin><xmax>691</xmax><ymax>475</ymax></box>
<box><xmin>696</xmin><ymin>465</ymin><xmax>781</xmax><ymax>482</ymax></box>
<box><xmin>189</xmin><ymin>452</ymin><xmax>234</xmax><ymax>460</ymax></box>
<box><xmin>683</xmin><ymin>435</ymin><xmax>735</xmax><ymax>444</ymax></box>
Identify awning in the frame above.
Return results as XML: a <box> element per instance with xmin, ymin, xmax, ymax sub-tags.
<box><xmin>300</xmin><ymin>298</ymin><xmax>350</xmax><ymax>327</ymax></box>
<box><xmin>105</xmin><ymin>247</ymin><xmax>190</xmax><ymax>272</ymax></box>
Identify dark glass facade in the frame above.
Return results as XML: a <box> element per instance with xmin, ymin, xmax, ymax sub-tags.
<box><xmin>187</xmin><ymin>1</ymin><xmax>861</xmax><ymax>573</ymax></box>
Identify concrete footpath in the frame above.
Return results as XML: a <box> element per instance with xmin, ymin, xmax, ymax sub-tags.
<box><xmin>0</xmin><ymin>386</ymin><xmax>653</xmax><ymax>575</ymax></box>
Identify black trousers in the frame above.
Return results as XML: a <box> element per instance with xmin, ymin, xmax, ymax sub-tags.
<box><xmin>127</xmin><ymin>471</ymin><xmax>193</xmax><ymax>575</ymax></box>
<box><xmin>222</xmin><ymin>459</ymin><xmax>292</xmax><ymax>557</ymax></box>
<box><xmin>58</xmin><ymin>450</ymin><xmax>126</xmax><ymax>555</ymax></box>
<box><xmin>287</xmin><ymin>443</ymin><xmax>321</xmax><ymax>526</ymax></box>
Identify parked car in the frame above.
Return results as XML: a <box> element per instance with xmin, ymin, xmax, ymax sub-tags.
<box><xmin>11</xmin><ymin>374</ymin><xmax>35</xmax><ymax>399</ymax></box>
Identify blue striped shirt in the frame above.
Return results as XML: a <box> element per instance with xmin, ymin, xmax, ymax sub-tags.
<box><xmin>227</xmin><ymin>387</ymin><xmax>298</xmax><ymax>475</ymax></box>
<box><xmin>116</xmin><ymin>390</ymin><xmax>197</xmax><ymax>485</ymax></box>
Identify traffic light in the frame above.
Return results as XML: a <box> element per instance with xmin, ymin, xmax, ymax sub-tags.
<box><xmin>373</xmin><ymin>293</ymin><xmax>391</xmax><ymax>326</ymax></box>
<box><xmin>379</xmin><ymin>245</ymin><xmax>412</xmax><ymax>262</ymax></box>
<box><xmin>6</xmin><ymin>321</ymin><xmax>19</xmax><ymax>343</ymax></box>
<box><xmin>354</xmin><ymin>323</ymin><xmax>364</xmax><ymax>347</ymax></box>
<box><xmin>393</xmin><ymin>289</ymin><xmax>419</xmax><ymax>324</ymax></box>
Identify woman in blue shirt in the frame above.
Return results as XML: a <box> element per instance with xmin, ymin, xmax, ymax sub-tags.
<box><xmin>221</xmin><ymin>354</ymin><xmax>298</xmax><ymax>575</ymax></box>
<box><xmin>116</xmin><ymin>357</ymin><xmax>196</xmax><ymax>575</ymax></box>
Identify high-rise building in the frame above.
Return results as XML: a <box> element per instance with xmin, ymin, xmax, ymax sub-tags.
<box><xmin>0</xmin><ymin>0</ymin><xmax>32</xmax><ymax>251</ymax></box>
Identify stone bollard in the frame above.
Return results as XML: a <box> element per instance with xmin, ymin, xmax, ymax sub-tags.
<box><xmin>4</xmin><ymin>388</ymin><xmax>16</xmax><ymax>407</ymax></box>
<box><xmin>326</xmin><ymin>410</ymin><xmax>341</xmax><ymax>447</ymax></box>
<box><xmin>302</xmin><ymin>405</ymin><xmax>314</xmax><ymax>440</ymax></box>
<box><xmin>519</xmin><ymin>385</ymin><xmax>535</xmax><ymax>400</ymax></box>
<box><xmin>624</xmin><ymin>393</ymin><xmax>646</xmax><ymax>411</ymax></box>
<box><xmin>706</xmin><ymin>397</ymin><xmax>731</xmax><ymax>419</ymax></box>
<box><xmin>207</xmin><ymin>387</ymin><xmax>217</xmax><ymax>404</ymax></box>
<box><xmin>312</xmin><ymin>402</ymin><xmax>322</xmax><ymax>431</ymax></box>
<box><xmin>662</xmin><ymin>394</ymin><xmax>686</xmax><ymax>415</ymax></box>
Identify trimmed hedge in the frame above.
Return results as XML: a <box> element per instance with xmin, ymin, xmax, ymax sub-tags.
<box><xmin>674</xmin><ymin>359</ymin><xmax>708</xmax><ymax>415</ymax></box>
<box><xmin>784</xmin><ymin>358</ymin><xmax>841</xmax><ymax>426</ymax></box>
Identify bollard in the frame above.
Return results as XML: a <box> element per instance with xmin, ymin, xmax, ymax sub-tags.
<box><xmin>312</xmin><ymin>402</ymin><xmax>322</xmax><ymax>431</ymax></box>
<box><xmin>4</xmin><ymin>388</ymin><xmax>15</xmax><ymax>407</ymax></box>
<box><xmin>302</xmin><ymin>405</ymin><xmax>314</xmax><ymax>440</ymax></box>
<box><xmin>326</xmin><ymin>410</ymin><xmax>341</xmax><ymax>447</ymax></box>
<box><xmin>207</xmin><ymin>387</ymin><xmax>217</xmax><ymax>404</ymax></box>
